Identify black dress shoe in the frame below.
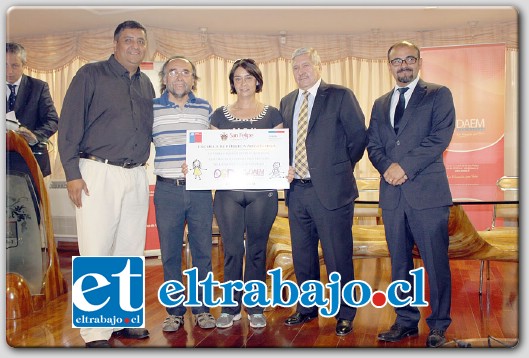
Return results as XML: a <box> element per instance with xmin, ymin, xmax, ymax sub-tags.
<box><xmin>377</xmin><ymin>323</ymin><xmax>418</xmax><ymax>342</ymax></box>
<box><xmin>284</xmin><ymin>312</ymin><xmax>318</xmax><ymax>326</ymax></box>
<box><xmin>85</xmin><ymin>340</ymin><xmax>111</xmax><ymax>348</ymax></box>
<box><xmin>112</xmin><ymin>328</ymin><xmax>150</xmax><ymax>339</ymax></box>
<box><xmin>426</xmin><ymin>329</ymin><xmax>446</xmax><ymax>348</ymax></box>
<box><xmin>335</xmin><ymin>319</ymin><xmax>353</xmax><ymax>336</ymax></box>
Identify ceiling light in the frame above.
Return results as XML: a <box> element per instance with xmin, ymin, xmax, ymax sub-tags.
<box><xmin>280</xmin><ymin>31</ymin><xmax>287</xmax><ymax>45</ymax></box>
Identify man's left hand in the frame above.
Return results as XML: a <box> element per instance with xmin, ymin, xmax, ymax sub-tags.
<box><xmin>383</xmin><ymin>163</ymin><xmax>408</xmax><ymax>186</ymax></box>
<box><xmin>17</xmin><ymin>126</ymin><xmax>39</xmax><ymax>145</ymax></box>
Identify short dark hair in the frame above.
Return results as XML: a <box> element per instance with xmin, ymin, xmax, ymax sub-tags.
<box><xmin>6</xmin><ymin>42</ymin><xmax>27</xmax><ymax>65</ymax></box>
<box><xmin>387</xmin><ymin>40</ymin><xmax>421</xmax><ymax>61</ymax></box>
<box><xmin>229</xmin><ymin>58</ymin><xmax>263</xmax><ymax>94</ymax></box>
<box><xmin>159</xmin><ymin>55</ymin><xmax>199</xmax><ymax>93</ymax></box>
<box><xmin>114</xmin><ymin>20</ymin><xmax>147</xmax><ymax>41</ymax></box>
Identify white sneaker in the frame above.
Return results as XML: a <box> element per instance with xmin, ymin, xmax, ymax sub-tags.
<box><xmin>215</xmin><ymin>313</ymin><xmax>242</xmax><ymax>328</ymax></box>
<box><xmin>248</xmin><ymin>314</ymin><xmax>267</xmax><ymax>328</ymax></box>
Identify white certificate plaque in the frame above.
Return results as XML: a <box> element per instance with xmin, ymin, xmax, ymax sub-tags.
<box><xmin>185</xmin><ymin>129</ymin><xmax>290</xmax><ymax>190</ymax></box>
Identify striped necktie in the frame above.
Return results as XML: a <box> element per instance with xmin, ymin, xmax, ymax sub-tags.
<box><xmin>7</xmin><ymin>84</ymin><xmax>17</xmax><ymax>112</ymax></box>
<box><xmin>294</xmin><ymin>91</ymin><xmax>310</xmax><ymax>178</ymax></box>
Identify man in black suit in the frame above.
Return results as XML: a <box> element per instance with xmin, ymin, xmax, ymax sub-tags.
<box><xmin>6</xmin><ymin>42</ymin><xmax>59</xmax><ymax>177</ymax></box>
<box><xmin>280</xmin><ymin>47</ymin><xmax>367</xmax><ymax>336</ymax></box>
<box><xmin>367</xmin><ymin>40</ymin><xmax>456</xmax><ymax>348</ymax></box>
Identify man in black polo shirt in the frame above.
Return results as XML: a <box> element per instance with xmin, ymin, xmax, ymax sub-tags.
<box><xmin>58</xmin><ymin>20</ymin><xmax>155</xmax><ymax>348</ymax></box>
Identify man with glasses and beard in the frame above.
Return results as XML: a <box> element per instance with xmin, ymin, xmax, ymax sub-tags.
<box><xmin>152</xmin><ymin>56</ymin><xmax>216</xmax><ymax>333</ymax></box>
<box><xmin>367</xmin><ymin>40</ymin><xmax>455</xmax><ymax>348</ymax></box>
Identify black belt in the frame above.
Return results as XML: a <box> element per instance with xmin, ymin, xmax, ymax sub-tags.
<box><xmin>292</xmin><ymin>178</ymin><xmax>312</xmax><ymax>185</ymax></box>
<box><xmin>80</xmin><ymin>153</ymin><xmax>145</xmax><ymax>169</ymax></box>
<box><xmin>157</xmin><ymin>175</ymin><xmax>186</xmax><ymax>186</ymax></box>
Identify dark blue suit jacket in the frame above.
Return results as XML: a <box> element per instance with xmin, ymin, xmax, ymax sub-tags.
<box><xmin>280</xmin><ymin>81</ymin><xmax>367</xmax><ymax>210</ymax></box>
<box><xmin>367</xmin><ymin>79</ymin><xmax>455</xmax><ymax>210</ymax></box>
<box><xmin>11</xmin><ymin>75</ymin><xmax>59</xmax><ymax>177</ymax></box>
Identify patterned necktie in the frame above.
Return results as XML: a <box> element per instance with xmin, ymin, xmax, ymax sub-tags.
<box><xmin>294</xmin><ymin>91</ymin><xmax>310</xmax><ymax>178</ymax></box>
<box><xmin>394</xmin><ymin>87</ymin><xmax>409</xmax><ymax>134</ymax></box>
<box><xmin>7</xmin><ymin>84</ymin><xmax>17</xmax><ymax>112</ymax></box>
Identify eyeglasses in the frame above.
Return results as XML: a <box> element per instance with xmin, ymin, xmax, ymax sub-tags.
<box><xmin>233</xmin><ymin>75</ymin><xmax>256</xmax><ymax>83</ymax></box>
<box><xmin>167</xmin><ymin>69</ymin><xmax>192</xmax><ymax>78</ymax></box>
<box><xmin>389</xmin><ymin>56</ymin><xmax>418</xmax><ymax>66</ymax></box>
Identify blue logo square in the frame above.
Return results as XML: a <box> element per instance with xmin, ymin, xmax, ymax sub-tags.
<box><xmin>72</xmin><ymin>256</ymin><xmax>145</xmax><ymax>328</ymax></box>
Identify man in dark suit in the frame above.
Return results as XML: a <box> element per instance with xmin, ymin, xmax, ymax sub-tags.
<box><xmin>6</xmin><ymin>42</ymin><xmax>59</xmax><ymax>177</ymax></box>
<box><xmin>367</xmin><ymin>40</ymin><xmax>456</xmax><ymax>348</ymax></box>
<box><xmin>280</xmin><ymin>47</ymin><xmax>367</xmax><ymax>336</ymax></box>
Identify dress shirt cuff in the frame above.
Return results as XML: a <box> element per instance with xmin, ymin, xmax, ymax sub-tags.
<box><xmin>64</xmin><ymin>163</ymin><xmax>82</xmax><ymax>182</ymax></box>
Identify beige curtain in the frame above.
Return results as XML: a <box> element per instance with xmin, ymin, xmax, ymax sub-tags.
<box><xmin>14</xmin><ymin>21</ymin><xmax>517</xmax><ymax>70</ymax></box>
<box><xmin>17</xmin><ymin>23</ymin><xmax>518</xmax><ymax>181</ymax></box>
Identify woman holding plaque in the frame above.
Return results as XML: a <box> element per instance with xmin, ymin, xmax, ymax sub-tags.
<box><xmin>211</xmin><ymin>58</ymin><xmax>285</xmax><ymax>329</ymax></box>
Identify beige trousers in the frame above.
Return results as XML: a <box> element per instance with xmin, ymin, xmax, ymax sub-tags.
<box><xmin>76</xmin><ymin>158</ymin><xmax>149</xmax><ymax>343</ymax></box>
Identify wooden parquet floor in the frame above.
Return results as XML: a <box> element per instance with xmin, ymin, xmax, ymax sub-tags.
<box><xmin>5</xmin><ymin>242</ymin><xmax>519</xmax><ymax>349</ymax></box>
